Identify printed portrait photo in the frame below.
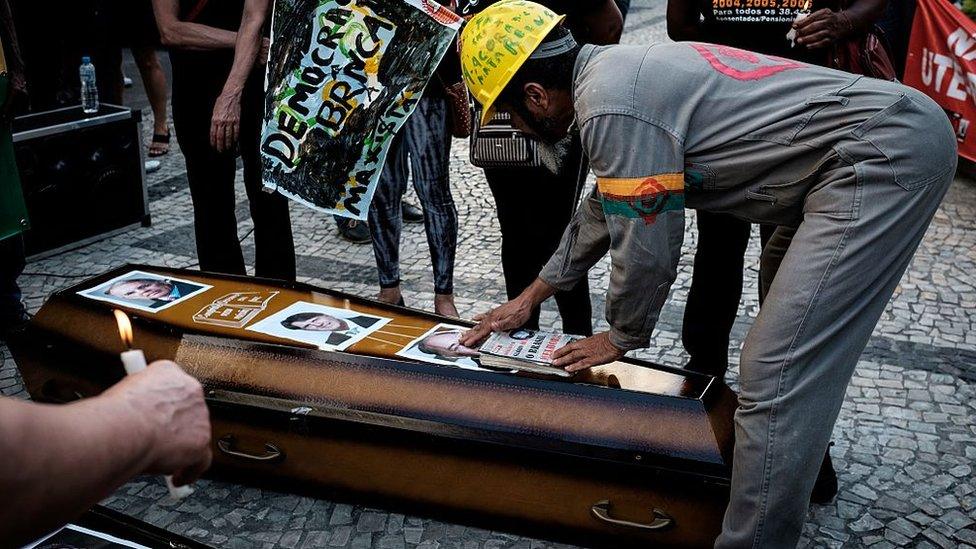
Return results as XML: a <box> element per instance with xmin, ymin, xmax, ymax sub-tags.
<box><xmin>246</xmin><ymin>301</ymin><xmax>391</xmax><ymax>351</ymax></box>
<box><xmin>396</xmin><ymin>323</ymin><xmax>485</xmax><ymax>371</ymax></box>
<box><xmin>77</xmin><ymin>270</ymin><xmax>212</xmax><ymax>313</ymax></box>
<box><xmin>25</xmin><ymin>524</ymin><xmax>149</xmax><ymax>549</ymax></box>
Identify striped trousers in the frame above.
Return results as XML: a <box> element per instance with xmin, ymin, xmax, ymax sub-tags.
<box><xmin>368</xmin><ymin>96</ymin><xmax>458</xmax><ymax>295</ymax></box>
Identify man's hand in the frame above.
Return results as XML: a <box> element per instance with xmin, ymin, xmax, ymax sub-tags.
<box><xmin>460</xmin><ymin>296</ymin><xmax>535</xmax><ymax>347</ymax></box>
<box><xmin>106</xmin><ymin>360</ymin><xmax>212</xmax><ymax>486</ymax></box>
<box><xmin>210</xmin><ymin>90</ymin><xmax>242</xmax><ymax>153</ymax></box>
<box><xmin>793</xmin><ymin>8</ymin><xmax>851</xmax><ymax>49</ymax></box>
<box><xmin>461</xmin><ymin>279</ymin><xmax>558</xmax><ymax>347</ymax></box>
<box><xmin>551</xmin><ymin>332</ymin><xmax>625</xmax><ymax>373</ymax></box>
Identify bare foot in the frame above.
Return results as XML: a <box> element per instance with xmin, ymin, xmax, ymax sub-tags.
<box><xmin>377</xmin><ymin>287</ymin><xmax>403</xmax><ymax>306</ymax></box>
<box><xmin>434</xmin><ymin>294</ymin><xmax>459</xmax><ymax>318</ymax></box>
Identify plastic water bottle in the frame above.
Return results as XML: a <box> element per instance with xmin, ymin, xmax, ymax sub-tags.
<box><xmin>80</xmin><ymin>56</ymin><xmax>99</xmax><ymax>114</ymax></box>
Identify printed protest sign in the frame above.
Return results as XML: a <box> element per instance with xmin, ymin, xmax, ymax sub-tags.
<box><xmin>904</xmin><ymin>0</ymin><xmax>976</xmax><ymax>160</ymax></box>
<box><xmin>261</xmin><ymin>0</ymin><xmax>462</xmax><ymax>219</ymax></box>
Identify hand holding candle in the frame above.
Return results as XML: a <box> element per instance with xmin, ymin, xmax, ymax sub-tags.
<box><xmin>786</xmin><ymin>0</ymin><xmax>812</xmax><ymax>47</ymax></box>
<box><xmin>113</xmin><ymin>310</ymin><xmax>196</xmax><ymax>500</ymax></box>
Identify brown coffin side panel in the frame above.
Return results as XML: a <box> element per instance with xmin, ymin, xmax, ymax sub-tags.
<box><xmin>209</xmin><ymin>409</ymin><xmax>730</xmax><ymax>549</ymax></box>
<box><xmin>176</xmin><ymin>336</ymin><xmax>730</xmax><ymax>468</ymax></box>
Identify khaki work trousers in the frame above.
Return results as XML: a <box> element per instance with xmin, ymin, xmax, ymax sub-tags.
<box><xmin>715</xmin><ymin>92</ymin><xmax>957</xmax><ymax>548</ymax></box>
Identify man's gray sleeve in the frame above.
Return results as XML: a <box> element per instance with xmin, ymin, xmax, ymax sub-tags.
<box><xmin>538</xmin><ymin>189</ymin><xmax>611</xmax><ymax>291</ymax></box>
<box><xmin>581</xmin><ymin>113</ymin><xmax>686</xmax><ymax>351</ymax></box>
<box><xmin>604</xmin><ymin>208</ymin><xmax>684</xmax><ymax>350</ymax></box>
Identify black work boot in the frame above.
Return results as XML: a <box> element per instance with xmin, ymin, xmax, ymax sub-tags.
<box><xmin>402</xmin><ymin>202</ymin><xmax>424</xmax><ymax>224</ymax></box>
<box><xmin>337</xmin><ymin>218</ymin><xmax>371</xmax><ymax>244</ymax></box>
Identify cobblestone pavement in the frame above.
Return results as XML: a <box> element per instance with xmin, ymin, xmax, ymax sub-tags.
<box><xmin>3</xmin><ymin>2</ymin><xmax>976</xmax><ymax>547</ymax></box>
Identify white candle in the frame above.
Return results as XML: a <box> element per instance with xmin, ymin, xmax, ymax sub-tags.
<box><xmin>120</xmin><ymin>349</ymin><xmax>148</xmax><ymax>375</ymax></box>
<box><xmin>787</xmin><ymin>0</ymin><xmax>812</xmax><ymax>47</ymax></box>
<box><xmin>115</xmin><ymin>312</ymin><xmax>194</xmax><ymax>500</ymax></box>
<box><xmin>786</xmin><ymin>13</ymin><xmax>808</xmax><ymax>48</ymax></box>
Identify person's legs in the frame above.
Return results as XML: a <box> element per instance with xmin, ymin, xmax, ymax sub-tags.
<box><xmin>182</xmin><ymin>147</ymin><xmax>245</xmax><ymax>275</ymax></box>
<box><xmin>368</xmin><ymin>133</ymin><xmax>408</xmax><ymax>305</ymax></box>
<box><xmin>682</xmin><ymin>211</ymin><xmax>752</xmax><ymax>377</ymax></box>
<box><xmin>404</xmin><ymin>97</ymin><xmax>458</xmax><ymax>317</ymax></box>
<box><xmin>486</xmin><ymin>167</ymin><xmax>544</xmax><ymax>329</ymax></box>
<box><xmin>171</xmin><ymin>88</ymin><xmax>246</xmax><ymax>275</ymax></box>
<box><xmin>132</xmin><ymin>47</ymin><xmax>170</xmax><ymax>155</ymax></box>
<box><xmin>547</xmin><ymin>138</ymin><xmax>592</xmax><ymax>337</ymax></box>
<box><xmin>761</xmin><ymin>222</ymin><xmax>837</xmax><ymax>504</ymax></box>
<box><xmin>240</xmin><ymin>76</ymin><xmax>295</xmax><ymax>281</ymax></box>
<box><xmin>716</xmin><ymin>146</ymin><xmax>954</xmax><ymax>547</ymax></box>
<box><xmin>484</xmin><ymin>142</ymin><xmax>592</xmax><ymax>335</ymax></box>
<box><xmin>758</xmin><ymin>224</ymin><xmax>796</xmax><ymax>301</ymax></box>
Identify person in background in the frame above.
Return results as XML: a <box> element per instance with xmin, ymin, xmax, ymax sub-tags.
<box><xmin>124</xmin><ymin>1</ymin><xmax>171</xmax><ymax>158</ymax></box>
<box><xmin>132</xmin><ymin>48</ymin><xmax>170</xmax><ymax>168</ymax></box>
<box><xmin>334</xmin><ymin>199</ymin><xmax>424</xmax><ymax>244</ymax></box>
<box><xmin>613</xmin><ymin>0</ymin><xmax>631</xmax><ymax>21</ymax></box>
<box><xmin>153</xmin><ymin>0</ymin><xmax>295</xmax><ymax>281</ymax></box>
<box><xmin>103</xmin><ymin>0</ymin><xmax>171</xmax><ymax>174</ymax></box>
<box><xmin>368</xmin><ymin>70</ymin><xmax>459</xmax><ymax>316</ymax></box>
<box><xmin>877</xmin><ymin>0</ymin><xmax>916</xmax><ymax>77</ymax></box>
<box><xmin>0</xmin><ymin>360</ymin><xmax>212</xmax><ymax>547</ymax></box>
<box><xmin>667</xmin><ymin>0</ymin><xmax>887</xmax><ymax>503</ymax></box>
<box><xmin>89</xmin><ymin>2</ymin><xmax>126</xmax><ymax>108</ymax></box>
<box><xmin>0</xmin><ymin>0</ymin><xmax>27</xmax><ymax>339</ymax></box>
<box><xmin>457</xmin><ymin>0</ymin><xmax>623</xmax><ymax>337</ymax></box>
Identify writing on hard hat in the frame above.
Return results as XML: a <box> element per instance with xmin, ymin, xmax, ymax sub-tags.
<box><xmin>459</xmin><ymin>0</ymin><xmax>565</xmax><ymax>126</ymax></box>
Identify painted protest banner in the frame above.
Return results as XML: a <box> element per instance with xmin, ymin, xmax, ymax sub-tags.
<box><xmin>261</xmin><ymin>0</ymin><xmax>462</xmax><ymax>219</ymax></box>
<box><xmin>904</xmin><ymin>0</ymin><xmax>976</xmax><ymax>160</ymax></box>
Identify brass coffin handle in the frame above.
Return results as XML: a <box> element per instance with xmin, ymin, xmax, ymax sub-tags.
<box><xmin>590</xmin><ymin>500</ymin><xmax>674</xmax><ymax>531</ymax></box>
<box><xmin>217</xmin><ymin>435</ymin><xmax>284</xmax><ymax>463</ymax></box>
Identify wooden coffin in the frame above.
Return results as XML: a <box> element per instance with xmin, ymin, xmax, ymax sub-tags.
<box><xmin>9</xmin><ymin>265</ymin><xmax>736</xmax><ymax>548</ymax></box>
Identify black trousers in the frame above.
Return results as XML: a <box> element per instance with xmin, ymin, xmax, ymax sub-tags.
<box><xmin>484</xmin><ymin>140</ymin><xmax>593</xmax><ymax>337</ymax></box>
<box><xmin>171</xmin><ymin>69</ymin><xmax>295</xmax><ymax>281</ymax></box>
<box><xmin>682</xmin><ymin>212</ymin><xmax>791</xmax><ymax>376</ymax></box>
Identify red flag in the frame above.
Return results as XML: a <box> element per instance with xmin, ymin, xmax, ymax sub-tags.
<box><xmin>905</xmin><ymin>0</ymin><xmax>976</xmax><ymax>160</ymax></box>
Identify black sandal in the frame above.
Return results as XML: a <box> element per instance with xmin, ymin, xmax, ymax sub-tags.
<box><xmin>148</xmin><ymin>131</ymin><xmax>170</xmax><ymax>157</ymax></box>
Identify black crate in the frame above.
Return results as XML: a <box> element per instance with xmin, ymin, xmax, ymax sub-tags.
<box><xmin>13</xmin><ymin>104</ymin><xmax>149</xmax><ymax>257</ymax></box>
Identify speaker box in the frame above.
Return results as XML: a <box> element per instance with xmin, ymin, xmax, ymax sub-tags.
<box><xmin>13</xmin><ymin>104</ymin><xmax>149</xmax><ymax>257</ymax></box>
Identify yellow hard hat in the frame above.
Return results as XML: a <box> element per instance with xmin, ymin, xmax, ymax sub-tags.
<box><xmin>459</xmin><ymin>0</ymin><xmax>565</xmax><ymax>126</ymax></box>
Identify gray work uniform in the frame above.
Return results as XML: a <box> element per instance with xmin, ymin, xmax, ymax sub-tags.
<box><xmin>539</xmin><ymin>42</ymin><xmax>956</xmax><ymax>548</ymax></box>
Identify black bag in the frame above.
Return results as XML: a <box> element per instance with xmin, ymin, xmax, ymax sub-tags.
<box><xmin>469</xmin><ymin>109</ymin><xmax>544</xmax><ymax>169</ymax></box>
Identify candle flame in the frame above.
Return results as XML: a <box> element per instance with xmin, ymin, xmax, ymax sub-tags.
<box><xmin>113</xmin><ymin>309</ymin><xmax>133</xmax><ymax>349</ymax></box>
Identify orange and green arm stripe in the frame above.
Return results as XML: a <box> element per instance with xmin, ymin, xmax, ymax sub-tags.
<box><xmin>596</xmin><ymin>173</ymin><xmax>685</xmax><ymax>225</ymax></box>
